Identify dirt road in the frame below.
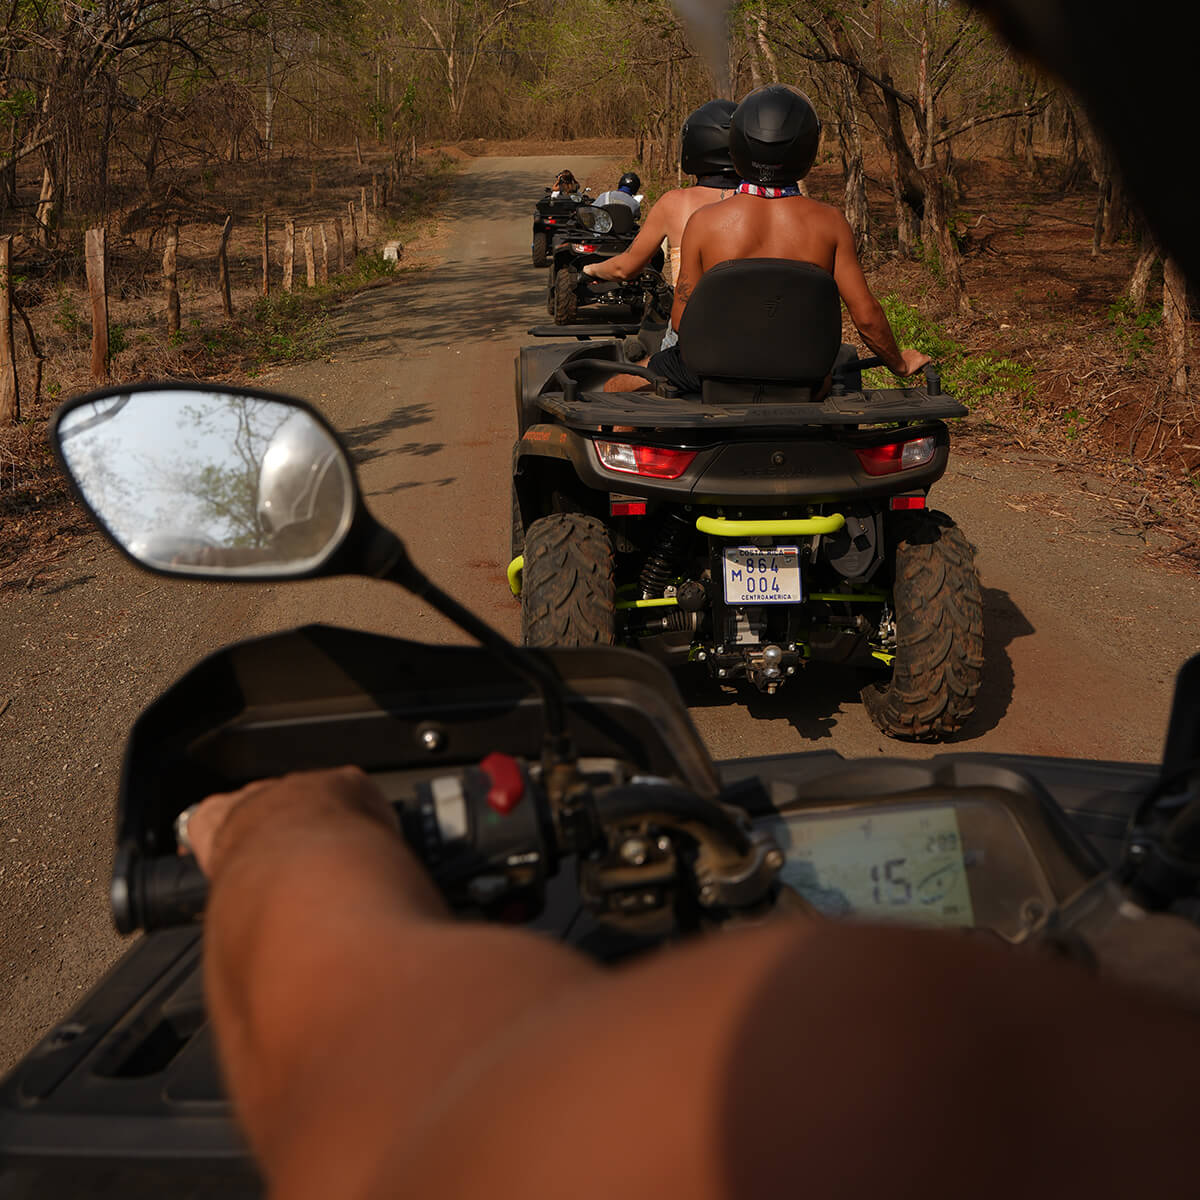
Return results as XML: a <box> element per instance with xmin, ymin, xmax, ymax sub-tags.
<box><xmin>2</xmin><ymin>154</ymin><xmax>1198</xmax><ymax>1070</ymax></box>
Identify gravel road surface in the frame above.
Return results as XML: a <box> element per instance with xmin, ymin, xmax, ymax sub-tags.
<box><xmin>2</xmin><ymin>153</ymin><xmax>1198</xmax><ymax>1070</ymax></box>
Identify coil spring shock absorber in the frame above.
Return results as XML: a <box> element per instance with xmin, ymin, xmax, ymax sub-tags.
<box><xmin>639</xmin><ymin>511</ymin><xmax>693</xmax><ymax>598</ymax></box>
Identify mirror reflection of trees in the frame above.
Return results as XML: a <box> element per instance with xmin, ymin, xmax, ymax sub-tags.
<box><xmin>58</xmin><ymin>391</ymin><xmax>294</xmax><ymax>552</ymax></box>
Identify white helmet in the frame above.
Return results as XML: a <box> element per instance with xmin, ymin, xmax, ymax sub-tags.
<box><xmin>256</xmin><ymin>412</ymin><xmax>348</xmax><ymax>546</ymax></box>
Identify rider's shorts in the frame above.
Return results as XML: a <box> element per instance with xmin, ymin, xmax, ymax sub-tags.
<box><xmin>647</xmin><ymin>344</ymin><xmax>700</xmax><ymax>394</ymax></box>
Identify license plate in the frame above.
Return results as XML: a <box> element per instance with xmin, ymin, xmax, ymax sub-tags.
<box><xmin>722</xmin><ymin>546</ymin><xmax>802</xmax><ymax>604</ymax></box>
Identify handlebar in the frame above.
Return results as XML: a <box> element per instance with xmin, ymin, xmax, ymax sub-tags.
<box><xmin>127</xmin><ymin>760</ymin><xmax>782</xmax><ymax>933</ymax></box>
<box><xmin>829</xmin><ymin>355</ymin><xmax>943</xmax><ymax>395</ymax></box>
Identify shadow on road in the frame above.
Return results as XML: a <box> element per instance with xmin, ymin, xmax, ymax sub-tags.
<box><xmin>338</xmin><ymin>402</ymin><xmax>436</xmax><ymax>466</ymax></box>
<box><xmin>958</xmin><ymin>585</ymin><xmax>1035</xmax><ymax>739</ymax></box>
<box><xmin>677</xmin><ymin>661</ymin><xmax>859</xmax><ymax>743</ymax></box>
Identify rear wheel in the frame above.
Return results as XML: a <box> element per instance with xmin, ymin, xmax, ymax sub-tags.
<box><xmin>553</xmin><ymin>266</ymin><xmax>579</xmax><ymax>325</ymax></box>
<box><xmin>521</xmin><ymin>514</ymin><xmax>615</xmax><ymax>647</ymax></box>
<box><xmin>861</xmin><ymin>510</ymin><xmax>984</xmax><ymax>741</ymax></box>
<box><xmin>532</xmin><ymin>230</ymin><xmax>548</xmax><ymax>268</ymax></box>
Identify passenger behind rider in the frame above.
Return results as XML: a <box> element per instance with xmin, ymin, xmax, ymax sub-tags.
<box><xmin>604</xmin><ymin>85</ymin><xmax>930</xmax><ymax>395</ymax></box>
<box><xmin>582</xmin><ymin>101</ymin><xmax>740</xmax><ymax>350</ymax></box>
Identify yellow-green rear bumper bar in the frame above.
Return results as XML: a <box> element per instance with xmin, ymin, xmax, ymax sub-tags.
<box><xmin>695</xmin><ymin>514</ymin><xmax>846</xmax><ymax>537</ymax></box>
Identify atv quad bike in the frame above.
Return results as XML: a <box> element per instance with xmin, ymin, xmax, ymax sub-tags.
<box><xmin>511</xmin><ymin>258</ymin><xmax>984</xmax><ymax>741</ymax></box>
<box><xmin>546</xmin><ymin>201</ymin><xmax>664</xmax><ymax>326</ymax></box>
<box><xmin>531</xmin><ymin>186</ymin><xmax>592</xmax><ymax>268</ymax></box>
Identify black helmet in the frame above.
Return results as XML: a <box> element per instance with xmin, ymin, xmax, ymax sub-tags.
<box><xmin>729</xmin><ymin>85</ymin><xmax>822</xmax><ymax>185</ymax></box>
<box><xmin>617</xmin><ymin>171</ymin><xmax>641</xmax><ymax>194</ymax></box>
<box><xmin>680</xmin><ymin>99</ymin><xmax>737</xmax><ymax>177</ymax></box>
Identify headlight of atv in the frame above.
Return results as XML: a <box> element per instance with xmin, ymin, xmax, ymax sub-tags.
<box><xmin>577</xmin><ymin>206</ymin><xmax>614</xmax><ymax>235</ymax></box>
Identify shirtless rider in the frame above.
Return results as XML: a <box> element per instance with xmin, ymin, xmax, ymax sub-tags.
<box><xmin>608</xmin><ymin>85</ymin><xmax>930</xmax><ymax>394</ymax></box>
<box><xmin>582</xmin><ymin>100</ymin><xmax>739</xmax><ymax>317</ymax></box>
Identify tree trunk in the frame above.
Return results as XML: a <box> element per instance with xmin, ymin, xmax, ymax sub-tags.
<box><xmin>13</xmin><ymin>298</ymin><xmax>42</xmax><ymax>408</ymax></box>
<box><xmin>85</xmin><ymin>227</ymin><xmax>109</xmax><ymax>379</ymax></box>
<box><xmin>35</xmin><ymin>167</ymin><xmax>55</xmax><ymax>248</ymax></box>
<box><xmin>921</xmin><ymin>166</ymin><xmax>969</xmax><ymax>314</ymax></box>
<box><xmin>335</xmin><ymin>216</ymin><xmax>346</xmax><ymax>272</ymax></box>
<box><xmin>218</xmin><ymin>215</ymin><xmax>234</xmax><ymax>317</ymax></box>
<box><xmin>1127</xmin><ymin>242</ymin><xmax>1158</xmax><ymax>310</ymax></box>
<box><xmin>319</xmin><ymin>225</ymin><xmax>330</xmax><ymax>283</ymax></box>
<box><xmin>1163</xmin><ymin>256</ymin><xmax>1191</xmax><ymax>398</ymax></box>
<box><xmin>755</xmin><ymin>16</ymin><xmax>779</xmax><ymax>83</ymax></box>
<box><xmin>347</xmin><ymin>202</ymin><xmax>358</xmax><ymax>259</ymax></box>
<box><xmin>0</xmin><ymin>236</ymin><xmax>19</xmax><ymax>426</ymax></box>
<box><xmin>163</xmin><ymin>223</ymin><xmax>180</xmax><ymax>338</ymax></box>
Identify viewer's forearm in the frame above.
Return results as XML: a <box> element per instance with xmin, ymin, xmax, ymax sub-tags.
<box><xmin>204</xmin><ymin>783</ymin><xmax>597</xmax><ymax>1195</ymax></box>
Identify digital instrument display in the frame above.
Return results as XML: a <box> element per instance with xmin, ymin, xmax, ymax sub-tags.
<box><xmin>768</xmin><ymin>805</ymin><xmax>975</xmax><ymax>927</ymax></box>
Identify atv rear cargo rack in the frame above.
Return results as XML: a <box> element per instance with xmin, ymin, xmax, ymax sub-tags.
<box><xmin>536</xmin><ymin>386</ymin><xmax>968</xmax><ymax>430</ymax></box>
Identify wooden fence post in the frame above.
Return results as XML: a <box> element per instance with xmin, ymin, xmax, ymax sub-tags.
<box><xmin>261</xmin><ymin>212</ymin><xmax>270</xmax><ymax>295</ymax></box>
<box><xmin>346</xmin><ymin>202</ymin><xmax>358</xmax><ymax>259</ymax></box>
<box><xmin>319</xmin><ymin>226</ymin><xmax>330</xmax><ymax>283</ymax></box>
<box><xmin>85</xmin><ymin>226</ymin><xmax>109</xmax><ymax>379</ymax></box>
<box><xmin>360</xmin><ymin>186</ymin><xmax>369</xmax><ymax>238</ymax></box>
<box><xmin>0</xmin><ymin>235</ymin><xmax>19</xmax><ymax>426</ymax></box>
<box><xmin>283</xmin><ymin>219</ymin><xmax>295</xmax><ymax>291</ymax></box>
<box><xmin>372</xmin><ymin>173</ymin><xmax>379</xmax><ymax>210</ymax></box>
<box><xmin>163</xmin><ymin>223</ymin><xmax>180</xmax><ymax>339</ymax></box>
<box><xmin>218</xmin><ymin>214</ymin><xmax>234</xmax><ymax>317</ymax></box>
<box><xmin>303</xmin><ymin>226</ymin><xmax>316</xmax><ymax>287</ymax></box>
<box><xmin>334</xmin><ymin>217</ymin><xmax>346</xmax><ymax>272</ymax></box>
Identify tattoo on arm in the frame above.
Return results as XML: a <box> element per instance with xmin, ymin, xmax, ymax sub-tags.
<box><xmin>675</xmin><ymin>276</ymin><xmax>694</xmax><ymax>304</ymax></box>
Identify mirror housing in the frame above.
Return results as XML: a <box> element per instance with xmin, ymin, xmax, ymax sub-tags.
<box><xmin>51</xmin><ymin>382</ymin><xmax>404</xmax><ymax>583</ymax></box>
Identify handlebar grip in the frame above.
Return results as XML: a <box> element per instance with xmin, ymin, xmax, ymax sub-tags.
<box><xmin>138</xmin><ymin>855</ymin><xmax>209</xmax><ymax>931</ymax></box>
<box><xmin>923</xmin><ymin>364</ymin><xmax>943</xmax><ymax>394</ymax></box>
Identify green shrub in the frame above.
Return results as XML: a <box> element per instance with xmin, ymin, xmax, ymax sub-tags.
<box><xmin>1107</xmin><ymin>297</ymin><xmax>1161</xmax><ymax>361</ymax></box>
<box><xmin>863</xmin><ymin>295</ymin><xmax>1035</xmax><ymax>409</ymax></box>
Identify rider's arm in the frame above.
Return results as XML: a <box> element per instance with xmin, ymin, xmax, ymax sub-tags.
<box><xmin>196</xmin><ymin>769</ymin><xmax>1200</xmax><ymax>1200</ymax></box>
<box><xmin>668</xmin><ymin>217</ymin><xmax>706</xmax><ymax>330</ymax></box>
<box><xmin>831</xmin><ymin>212</ymin><xmax>929</xmax><ymax>377</ymax></box>
<box><xmin>584</xmin><ymin>192</ymin><xmax>675</xmax><ymax>282</ymax></box>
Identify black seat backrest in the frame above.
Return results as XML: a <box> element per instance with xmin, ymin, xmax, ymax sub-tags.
<box><xmin>599</xmin><ymin>202</ymin><xmax>636</xmax><ymax>235</ymax></box>
<box><xmin>677</xmin><ymin>259</ymin><xmax>841</xmax><ymax>386</ymax></box>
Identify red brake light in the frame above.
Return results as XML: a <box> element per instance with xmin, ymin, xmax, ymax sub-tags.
<box><xmin>545</xmin><ymin>217</ymin><xmax>557</xmax><ymax>224</ymax></box>
<box><xmin>855</xmin><ymin>436</ymin><xmax>936</xmax><ymax>476</ymax></box>
<box><xmin>594</xmin><ymin>441</ymin><xmax>697</xmax><ymax>480</ymax></box>
<box><xmin>890</xmin><ymin>495</ymin><xmax>927</xmax><ymax>510</ymax></box>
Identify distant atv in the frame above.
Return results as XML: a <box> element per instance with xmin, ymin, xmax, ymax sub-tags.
<box><xmin>546</xmin><ymin>199</ymin><xmax>664</xmax><ymax>326</ymax></box>
<box><xmin>510</xmin><ymin>259</ymin><xmax>984</xmax><ymax>741</ymax></box>
<box><xmin>531</xmin><ymin>187</ymin><xmax>592</xmax><ymax>268</ymax></box>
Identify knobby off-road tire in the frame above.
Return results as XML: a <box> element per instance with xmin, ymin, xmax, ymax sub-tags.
<box><xmin>532</xmin><ymin>230</ymin><xmax>549</xmax><ymax>268</ymax></box>
<box><xmin>862</xmin><ymin>510</ymin><xmax>984</xmax><ymax>741</ymax></box>
<box><xmin>521</xmin><ymin>514</ymin><xmax>616</xmax><ymax>647</ymax></box>
<box><xmin>553</xmin><ymin>266</ymin><xmax>579</xmax><ymax>325</ymax></box>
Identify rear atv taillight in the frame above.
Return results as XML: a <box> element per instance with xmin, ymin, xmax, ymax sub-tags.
<box><xmin>571</xmin><ymin>242</ymin><xmax>597</xmax><ymax>253</ymax></box>
<box><xmin>545</xmin><ymin>217</ymin><xmax>557</xmax><ymax>224</ymax></box>
<box><xmin>890</xmin><ymin>495</ymin><xmax>927</xmax><ymax>510</ymax></box>
<box><xmin>855</xmin><ymin>435</ymin><xmax>936</xmax><ymax>476</ymax></box>
<box><xmin>594</xmin><ymin>440</ymin><xmax>697</xmax><ymax>480</ymax></box>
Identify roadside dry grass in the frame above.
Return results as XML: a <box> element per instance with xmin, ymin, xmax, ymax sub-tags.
<box><xmin>0</xmin><ymin>148</ymin><xmax>462</xmax><ymax>593</ymax></box>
